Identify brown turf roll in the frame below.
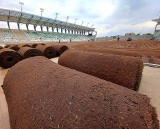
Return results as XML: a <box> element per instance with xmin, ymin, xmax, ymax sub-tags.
<box><xmin>59</xmin><ymin>50</ymin><xmax>143</xmax><ymax>91</ymax></box>
<box><xmin>32</xmin><ymin>43</ymin><xmax>45</xmax><ymax>48</ymax></box>
<box><xmin>36</xmin><ymin>45</ymin><xmax>56</xmax><ymax>59</ymax></box>
<box><xmin>8</xmin><ymin>45</ymin><xmax>20</xmax><ymax>51</ymax></box>
<box><xmin>0</xmin><ymin>48</ymin><xmax>22</xmax><ymax>68</ymax></box>
<box><xmin>52</xmin><ymin>44</ymin><xmax>68</xmax><ymax>56</ymax></box>
<box><xmin>31</xmin><ymin>44</ymin><xmax>38</xmax><ymax>48</ymax></box>
<box><xmin>22</xmin><ymin>44</ymin><xmax>32</xmax><ymax>47</ymax></box>
<box><xmin>0</xmin><ymin>46</ymin><xmax>3</xmax><ymax>49</ymax></box>
<box><xmin>4</xmin><ymin>45</ymin><xmax>10</xmax><ymax>48</ymax></box>
<box><xmin>2</xmin><ymin>56</ymin><xmax>159</xmax><ymax>129</ymax></box>
<box><xmin>18</xmin><ymin>47</ymin><xmax>42</xmax><ymax>59</ymax></box>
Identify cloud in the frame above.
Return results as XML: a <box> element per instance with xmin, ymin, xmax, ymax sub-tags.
<box><xmin>0</xmin><ymin>0</ymin><xmax>160</xmax><ymax>37</ymax></box>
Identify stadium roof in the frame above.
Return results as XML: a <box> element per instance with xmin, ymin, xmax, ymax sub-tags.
<box><xmin>0</xmin><ymin>8</ymin><xmax>95</xmax><ymax>31</ymax></box>
<box><xmin>152</xmin><ymin>18</ymin><xmax>160</xmax><ymax>25</ymax></box>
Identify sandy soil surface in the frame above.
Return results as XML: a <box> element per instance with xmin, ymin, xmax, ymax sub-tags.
<box><xmin>139</xmin><ymin>66</ymin><xmax>160</xmax><ymax>125</ymax></box>
<box><xmin>0</xmin><ymin>57</ymin><xmax>159</xmax><ymax>128</ymax></box>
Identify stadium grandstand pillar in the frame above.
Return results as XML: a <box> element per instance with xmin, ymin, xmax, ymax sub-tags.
<box><xmin>46</xmin><ymin>26</ymin><xmax>49</xmax><ymax>32</ymax></box>
<box><xmin>65</xmin><ymin>29</ymin><xmax>67</xmax><ymax>33</ymax></box>
<box><xmin>61</xmin><ymin>28</ymin><xmax>63</xmax><ymax>33</ymax></box>
<box><xmin>72</xmin><ymin>30</ymin><xmax>73</xmax><ymax>34</ymax></box>
<box><xmin>34</xmin><ymin>24</ymin><xmax>37</xmax><ymax>31</ymax></box>
<box><xmin>7</xmin><ymin>21</ymin><xmax>10</xmax><ymax>29</ymax></box>
<box><xmin>26</xmin><ymin>24</ymin><xmax>29</xmax><ymax>31</ymax></box>
<box><xmin>17</xmin><ymin>23</ymin><xmax>20</xmax><ymax>30</ymax></box>
<box><xmin>40</xmin><ymin>25</ymin><xmax>43</xmax><ymax>32</ymax></box>
<box><xmin>52</xmin><ymin>27</ymin><xmax>54</xmax><ymax>32</ymax></box>
<box><xmin>57</xmin><ymin>28</ymin><xmax>58</xmax><ymax>33</ymax></box>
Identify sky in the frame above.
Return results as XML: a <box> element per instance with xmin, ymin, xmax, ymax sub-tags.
<box><xmin>0</xmin><ymin>0</ymin><xmax>160</xmax><ymax>37</ymax></box>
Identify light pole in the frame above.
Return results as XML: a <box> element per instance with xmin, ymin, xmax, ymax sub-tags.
<box><xmin>55</xmin><ymin>13</ymin><xmax>58</xmax><ymax>20</ymax></box>
<box><xmin>40</xmin><ymin>8</ymin><xmax>44</xmax><ymax>16</ymax></box>
<box><xmin>74</xmin><ymin>19</ymin><xmax>77</xmax><ymax>24</ymax></box>
<box><xmin>81</xmin><ymin>21</ymin><xmax>84</xmax><ymax>26</ymax></box>
<box><xmin>19</xmin><ymin>2</ymin><xmax>24</xmax><ymax>12</ymax></box>
<box><xmin>66</xmin><ymin>16</ymin><xmax>69</xmax><ymax>22</ymax></box>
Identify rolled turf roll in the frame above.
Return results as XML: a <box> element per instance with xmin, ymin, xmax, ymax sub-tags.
<box><xmin>18</xmin><ymin>47</ymin><xmax>42</xmax><ymax>59</ymax></box>
<box><xmin>32</xmin><ymin>43</ymin><xmax>45</xmax><ymax>48</ymax></box>
<box><xmin>2</xmin><ymin>56</ymin><xmax>159</xmax><ymax>129</ymax></box>
<box><xmin>4</xmin><ymin>45</ymin><xmax>10</xmax><ymax>48</ymax></box>
<box><xmin>52</xmin><ymin>44</ymin><xmax>68</xmax><ymax>56</ymax></box>
<box><xmin>58</xmin><ymin>50</ymin><xmax>143</xmax><ymax>91</ymax></box>
<box><xmin>0</xmin><ymin>46</ymin><xmax>3</xmax><ymax>49</ymax></box>
<box><xmin>22</xmin><ymin>44</ymin><xmax>32</xmax><ymax>47</ymax></box>
<box><xmin>36</xmin><ymin>45</ymin><xmax>56</xmax><ymax>59</ymax></box>
<box><xmin>8</xmin><ymin>45</ymin><xmax>20</xmax><ymax>51</ymax></box>
<box><xmin>31</xmin><ymin>43</ymin><xmax>38</xmax><ymax>48</ymax></box>
<box><xmin>0</xmin><ymin>48</ymin><xmax>22</xmax><ymax>68</ymax></box>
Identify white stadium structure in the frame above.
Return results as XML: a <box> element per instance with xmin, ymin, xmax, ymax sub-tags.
<box><xmin>0</xmin><ymin>8</ymin><xmax>97</xmax><ymax>44</ymax></box>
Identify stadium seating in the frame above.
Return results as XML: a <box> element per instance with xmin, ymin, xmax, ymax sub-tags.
<box><xmin>0</xmin><ymin>29</ymin><xmax>94</xmax><ymax>43</ymax></box>
<box><xmin>154</xmin><ymin>30</ymin><xmax>160</xmax><ymax>40</ymax></box>
<box><xmin>0</xmin><ymin>29</ymin><xmax>18</xmax><ymax>42</ymax></box>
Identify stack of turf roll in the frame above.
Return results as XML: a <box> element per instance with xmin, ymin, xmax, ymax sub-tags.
<box><xmin>36</xmin><ymin>45</ymin><xmax>56</xmax><ymax>59</ymax></box>
<box><xmin>52</xmin><ymin>44</ymin><xmax>68</xmax><ymax>56</ymax></box>
<box><xmin>2</xmin><ymin>56</ymin><xmax>159</xmax><ymax>129</ymax></box>
<box><xmin>0</xmin><ymin>48</ymin><xmax>22</xmax><ymax>68</ymax></box>
<box><xmin>58</xmin><ymin>50</ymin><xmax>143</xmax><ymax>91</ymax></box>
<box><xmin>18</xmin><ymin>47</ymin><xmax>42</xmax><ymax>59</ymax></box>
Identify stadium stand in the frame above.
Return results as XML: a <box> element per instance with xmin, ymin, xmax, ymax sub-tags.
<box><xmin>0</xmin><ymin>28</ymin><xmax>95</xmax><ymax>43</ymax></box>
<box><xmin>152</xmin><ymin>18</ymin><xmax>160</xmax><ymax>40</ymax></box>
<box><xmin>0</xmin><ymin>8</ymin><xmax>97</xmax><ymax>43</ymax></box>
<box><xmin>0</xmin><ymin>29</ymin><xmax>18</xmax><ymax>43</ymax></box>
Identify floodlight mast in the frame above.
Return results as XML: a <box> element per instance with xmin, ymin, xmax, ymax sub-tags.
<box><xmin>66</xmin><ymin>16</ymin><xmax>69</xmax><ymax>22</ymax></box>
<box><xmin>55</xmin><ymin>13</ymin><xmax>58</xmax><ymax>20</ymax></box>
<box><xmin>74</xmin><ymin>19</ymin><xmax>77</xmax><ymax>24</ymax></box>
<box><xmin>19</xmin><ymin>2</ymin><xmax>24</xmax><ymax>12</ymax></box>
<box><xmin>81</xmin><ymin>21</ymin><xmax>84</xmax><ymax>26</ymax></box>
<box><xmin>40</xmin><ymin>8</ymin><xmax>44</xmax><ymax>16</ymax></box>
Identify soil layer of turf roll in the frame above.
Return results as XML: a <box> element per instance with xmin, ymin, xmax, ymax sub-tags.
<box><xmin>18</xmin><ymin>47</ymin><xmax>42</xmax><ymax>59</ymax></box>
<box><xmin>0</xmin><ymin>48</ymin><xmax>22</xmax><ymax>68</ymax></box>
<box><xmin>3</xmin><ymin>56</ymin><xmax>159</xmax><ymax>129</ymax></box>
<box><xmin>52</xmin><ymin>45</ymin><xmax>68</xmax><ymax>56</ymax></box>
<box><xmin>36</xmin><ymin>45</ymin><xmax>56</xmax><ymax>59</ymax></box>
<box><xmin>59</xmin><ymin>50</ymin><xmax>143</xmax><ymax>91</ymax></box>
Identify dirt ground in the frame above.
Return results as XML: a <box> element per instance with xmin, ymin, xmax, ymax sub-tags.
<box><xmin>0</xmin><ymin>57</ymin><xmax>159</xmax><ymax>129</ymax></box>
